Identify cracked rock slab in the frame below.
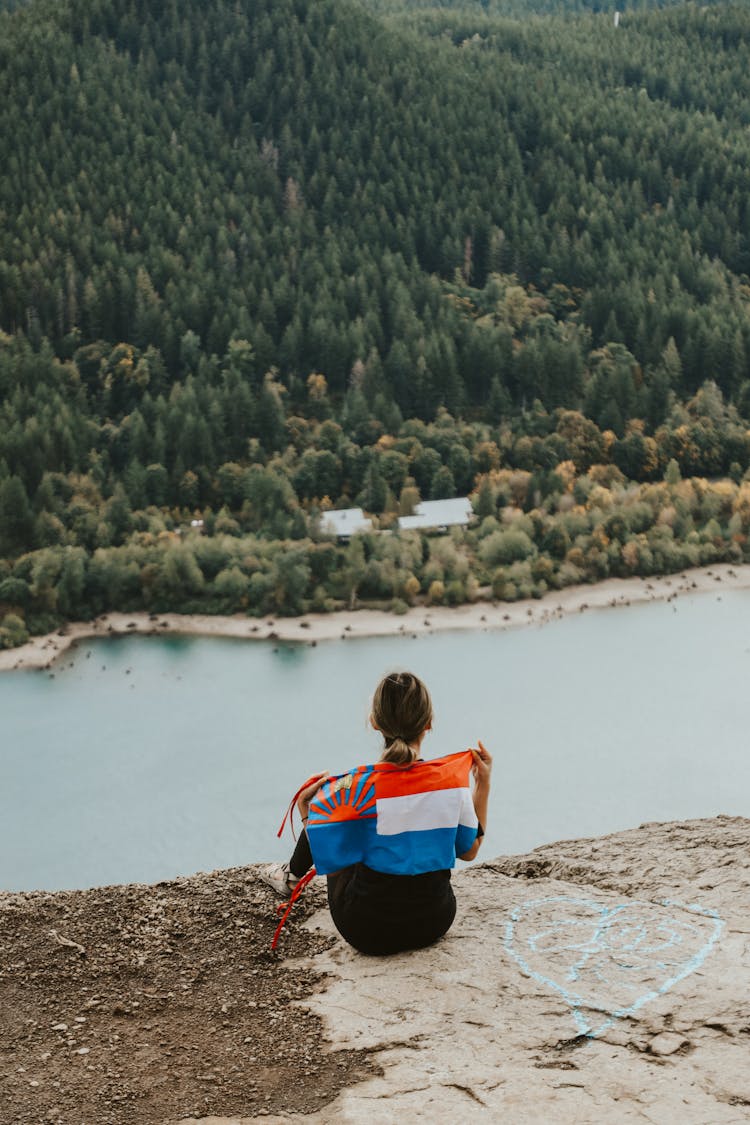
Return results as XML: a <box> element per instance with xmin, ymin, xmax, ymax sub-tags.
<box><xmin>177</xmin><ymin>817</ymin><xmax>750</xmax><ymax>1125</ymax></box>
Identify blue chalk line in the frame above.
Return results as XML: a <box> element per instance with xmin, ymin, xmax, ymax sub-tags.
<box><xmin>504</xmin><ymin>895</ymin><xmax>724</xmax><ymax>1039</ymax></box>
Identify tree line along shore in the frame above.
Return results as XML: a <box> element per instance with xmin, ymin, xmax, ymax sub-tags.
<box><xmin>1</xmin><ymin>410</ymin><xmax>749</xmax><ymax>652</ymax></box>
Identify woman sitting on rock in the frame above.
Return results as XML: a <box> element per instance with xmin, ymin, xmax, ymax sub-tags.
<box><xmin>261</xmin><ymin>670</ymin><xmax>492</xmax><ymax>955</ymax></box>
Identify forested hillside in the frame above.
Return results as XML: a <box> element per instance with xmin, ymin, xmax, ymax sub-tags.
<box><xmin>363</xmin><ymin>0</ymin><xmax>731</xmax><ymax>18</ymax></box>
<box><xmin>1</xmin><ymin>0</ymin><xmax>750</xmax><ymax>644</ymax></box>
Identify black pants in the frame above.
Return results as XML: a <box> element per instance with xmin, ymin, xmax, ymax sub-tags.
<box><xmin>289</xmin><ymin>831</ymin><xmax>457</xmax><ymax>956</ymax></box>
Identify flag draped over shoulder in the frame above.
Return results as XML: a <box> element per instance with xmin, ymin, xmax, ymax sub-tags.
<box><xmin>306</xmin><ymin>751</ymin><xmax>478</xmax><ymax>876</ymax></box>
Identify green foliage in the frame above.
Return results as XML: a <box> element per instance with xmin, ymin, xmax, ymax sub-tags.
<box><xmin>0</xmin><ymin>0</ymin><xmax>750</xmax><ymax>641</ymax></box>
<box><xmin>0</xmin><ymin>464</ymin><xmax>745</xmax><ymax>648</ymax></box>
<box><xmin>1</xmin><ymin>0</ymin><xmax>750</xmax><ymax>421</ymax></box>
<box><xmin>479</xmin><ymin>527</ymin><xmax>536</xmax><ymax>567</ymax></box>
<box><xmin>0</xmin><ymin>611</ymin><xmax>28</xmax><ymax>648</ymax></box>
<box><xmin>362</xmin><ymin>0</ymin><xmax>727</xmax><ymax>18</ymax></box>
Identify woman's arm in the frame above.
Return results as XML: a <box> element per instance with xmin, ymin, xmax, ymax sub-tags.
<box><xmin>457</xmin><ymin>740</ymin><xmax>492</xmax><ymax>861</ymax></box>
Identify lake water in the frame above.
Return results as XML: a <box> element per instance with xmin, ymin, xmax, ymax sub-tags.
<box><xmin>2</xmin><ymin>590</ymin><xmax>749</xmax><ymax>892</ymax></box>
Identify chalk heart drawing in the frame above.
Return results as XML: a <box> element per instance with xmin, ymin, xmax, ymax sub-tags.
<box><xmin>504</xmin><ymin>896</ymin><xmax>724</xmax><ymax>1039</ymax></box>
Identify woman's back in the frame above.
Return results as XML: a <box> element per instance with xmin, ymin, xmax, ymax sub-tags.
<box><xmin>261</xmin><ymin>670</ymin><xmax>492</xmax><ymax>955</ymax></box>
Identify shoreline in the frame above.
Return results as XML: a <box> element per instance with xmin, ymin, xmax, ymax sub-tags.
<box><xmin>1</xmin><ymin>561</ymin><xmax>748</xmax><ymax>672</ymax></box>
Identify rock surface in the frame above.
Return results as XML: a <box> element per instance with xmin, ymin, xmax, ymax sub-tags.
<box><xmin>178</xmin><ymin>817</ymin><xmax>750</xmax><ymax>1125</ymax></box>
<box><xmin>2</xmin><ymin>817</ymin><xmax>748</xmax><ymax>1124</ymax></box>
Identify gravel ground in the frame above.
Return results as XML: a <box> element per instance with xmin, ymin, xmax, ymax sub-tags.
<box><xmin>0</xmin><ymin>866</ymin><xmax>376</xmax><ymax>1124</ymax></box>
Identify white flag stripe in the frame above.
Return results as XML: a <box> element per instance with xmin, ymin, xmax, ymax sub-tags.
<box><xmin>458</xmin><ymin>786</ymin><xmax>479</xmax><ymax>829</ymax></box>
<box><xmin>376</xmin><ymin>788</ymin><xmax>475</xmax><ymax>837</ymax></box>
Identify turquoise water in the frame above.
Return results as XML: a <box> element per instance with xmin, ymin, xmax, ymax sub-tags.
<box><xmin>2</xmin><ymin>590</ymin><xmax>749</xmax><ymax>891</ymax></box>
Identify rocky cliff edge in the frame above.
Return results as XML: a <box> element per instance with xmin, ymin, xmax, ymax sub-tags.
<box><xmin>2</xmin><ymin>817</ymin><xmax>748</xmax><ymax>1124</ymax></box>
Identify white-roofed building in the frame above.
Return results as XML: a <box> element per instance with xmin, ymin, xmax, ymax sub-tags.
<box><xmin>319</xmin><ymin>507</ymin><xmax>373</xmax><ymax>539</ymax></box>
<box><xmin>398</xmin><ymin>497</ymin><xmax>474</xmax><ymax>532</ymax></box>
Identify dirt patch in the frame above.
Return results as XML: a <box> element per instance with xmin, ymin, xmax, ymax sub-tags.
<box><xmin>0</xmin><ymin>867</ymin><xmax>376</xmax><ymax>1123</ymax></box>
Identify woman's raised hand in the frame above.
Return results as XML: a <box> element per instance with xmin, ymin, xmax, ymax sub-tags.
<box><xmin>297</xmin><ymin>773</ymin><xmax>330</xmax><ymax>819</ymax></box>
<box><xmin>469</xmin><ymin>740</ymin><xmax>492</xmax><ymax>788</ymax></box>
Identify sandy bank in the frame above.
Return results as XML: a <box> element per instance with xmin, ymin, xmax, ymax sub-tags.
<box><xmin>1</xmin><ymin>562</ymin><xmax>748</xmax><ymax>672</ymax></box>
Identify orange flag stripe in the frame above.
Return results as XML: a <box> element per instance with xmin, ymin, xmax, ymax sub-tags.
<box><xmin>372</xmin><ymin>751</ymin><xmax>473</xmax><ymax>800</ymax></box>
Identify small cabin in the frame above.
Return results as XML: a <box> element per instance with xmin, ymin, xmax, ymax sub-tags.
<box><xmin>319</xmin><ymin>507</ymin><xmax>373</xmax><ymax>540</ymax></box>
<box><xmin>398</xmin><ymin>497</ymin><xmax>474</xmax><ymax>533</ymax></box>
